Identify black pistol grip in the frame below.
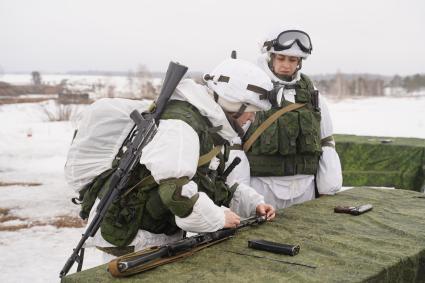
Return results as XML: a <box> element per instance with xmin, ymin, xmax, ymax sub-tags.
<box><xmin>334</xmin><ymin>204</ymin><xmax>373</xmax><ymax>215</ymax></box>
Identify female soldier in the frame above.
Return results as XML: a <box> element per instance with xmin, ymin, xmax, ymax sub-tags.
<box><xmin>244</xmin><ymin>29</ymin><xmax>342</xmax><ymax>209</ymax></box>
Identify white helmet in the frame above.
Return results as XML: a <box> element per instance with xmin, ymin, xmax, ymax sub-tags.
<box><xmin>204</xmin><ymin>59</ymin><xmax>272</xmax><ymax>113</ymax></box>
<box><xmin>261</xmin><ymin>29</ymin><xmax>312</xmax><ymax>59</ymax></box>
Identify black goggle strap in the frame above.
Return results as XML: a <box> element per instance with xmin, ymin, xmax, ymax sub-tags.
<box><xmin>263</xmin><ymin>40</ymin><xmax>276</xmax><ymax>51</ymax></box>
<box><xmin>264</xmin><ymin>39</ymin><xmax>310</xmax><ymax>53</ymax></box>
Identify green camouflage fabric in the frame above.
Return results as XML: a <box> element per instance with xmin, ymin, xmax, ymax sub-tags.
<box><xmin>246</xmin><ymin>74</ymin><xmax>322</xmax><ymax>177</ymax></box>
<box><xmin>335</xmin><ymin>134</ymin><xmax>425</xmax><ymax>192</ymax></box>
<box><xmin>62</xmin><ymin>188</ymin><xmax>425</xmax><ymax>283</ymax></box>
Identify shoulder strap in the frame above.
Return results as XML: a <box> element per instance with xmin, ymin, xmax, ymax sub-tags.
<box><xmin>243</xmin><ymin>103</ymin><xmax>306</xmax><ymax>152</ymax></box>
<box><xmin>198</xmin><ymin>145</ymin><xmax>223</xmax><ymax>167</ymax></box>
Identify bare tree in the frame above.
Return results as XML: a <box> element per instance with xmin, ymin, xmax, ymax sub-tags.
<box><xmin>136</xmin><ymin>64</ymin><xmax>157</xmax><ymax>99</ymax></box>
<box><xmin>31</xmin><ymin>71</ymin><xmax>42</xmax><ymax>85</ymax></box>
<box><xmin>127</xmin><ymin>70</ymin><xmax>135</xmax><ymax>97</ymax></box>
<box><xmin>107</xmin><ymin>85</ymin><xmax>116</xmax><ymax>98</ymax></box>
<box><xmin>136</xmin><ymin>64</ymin><xmax>152</xmax><ymax>80</ymax></box>
<box><xmin>40</xmin><ymin>101</ymin><xmax>74</xmax><ymax>122</ymax></box>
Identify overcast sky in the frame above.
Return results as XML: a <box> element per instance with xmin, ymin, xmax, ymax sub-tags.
<box><xmin>1</xmin><ymin>0</ymin><xmax>424</xmax><ymax>76</ymax></box>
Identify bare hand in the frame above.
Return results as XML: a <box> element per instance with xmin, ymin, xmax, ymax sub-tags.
<box><xmin>223</xmin><ymin>210</ymin><xmax>241</xmax><ymax>228</ymax></box>
<box><xmin>256</xmin><ymin>204</ymin><xmax>276</xmax><ymax>220</ymax></box>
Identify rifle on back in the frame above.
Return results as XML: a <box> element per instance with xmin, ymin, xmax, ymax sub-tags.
<box><xmin>59</xmin><ymin>62</ymin><xmax>188</xmax><ymax>278</ymax></box>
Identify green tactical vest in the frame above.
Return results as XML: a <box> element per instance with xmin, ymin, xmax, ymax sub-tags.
<box><xmin>245</xmin><ymin>74</ymin><xmax>322</xmax><ymax>177</ymax></box>
<box><xmin>79</xmin><ymin>100</ymin><xmax>236</xmax><ymax>247</ymax></box>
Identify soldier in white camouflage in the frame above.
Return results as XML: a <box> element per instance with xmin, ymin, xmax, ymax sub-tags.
<box><xmin>243</xmin><ymin>28</ymin><xmax>343</xmax><ymax>209</ymax></box>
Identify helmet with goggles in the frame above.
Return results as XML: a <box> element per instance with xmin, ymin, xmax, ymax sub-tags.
<box><xmin>203</xmin><ymin>58</ymin><xmax>272</xmax><ymax>116</ymax></box>
<box><xmin>262</xmin><ymin>29</ymin><xmax>312</xmax><ymax>59</ymax></box>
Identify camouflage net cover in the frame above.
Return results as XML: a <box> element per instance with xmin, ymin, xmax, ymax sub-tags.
<box><xmin>62</xmin><ymin>188</ymin><xmax>425</xmax><ymax>283</ymax></box>
<box><xmin>335</xmin><ymin>134</ymin><xmax>425</xmax><ymax>192</ymax></box>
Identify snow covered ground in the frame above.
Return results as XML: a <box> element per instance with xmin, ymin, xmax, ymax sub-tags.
<box><xmin>328</xmin><ymin>96</ymin><xmax>425</xmax><ymax>139</ymax></box>
<box><xmin>0</xmin><ymin>95</ymin><xmax>424</xmax><ymax>283</ymax></box>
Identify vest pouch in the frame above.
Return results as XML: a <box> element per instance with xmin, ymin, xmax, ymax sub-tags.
<box><xmin>295</xmin><ymin>155</ymin><xmax>320</xmax><ymax>175</ymax></box>
<box><xmin>195</xmin><ymin>173</ymin><xmax>222</xmax><ymax>202</ymax></box>
<box><xmin>258</xmin><ymin>121</ymin><xmax>279</xmax><ymax>155</ymax></box>
<box><xmin>278</xmin><ymin>112</ymin><xmax>299</xmax><ymax>156</ymax></box>
<box><xmin>145</xmin><ymin>190</ymin><xmax>170</xmax><ymax>220</ymax></box>
<box><xmin>298</xmin><ymin>110</ymin><xmax>321</xmax><ymax>154</ymax></box>
<box><xmin>246</xmin><ymin>110</ymin><xmax>279</xmax><ymax>156</ymax></box>
<box><xmin>140</xmin><ymin>188</ymin><xmax>177</xmax><ymax>234</ymax></box>
<box><xmin>193</xmin><ymin>172</ymin><xmax>235</xmax><ymax>207</ymax></box>
<box><xmin>101</xmin><ymin>188</ymin><xmax>147</xmax><ymax>247</ymax></box>
<box><xmin>79</xmin><ymin>168</ymin><xmax>115</xmax><ymax>220</ymax></box>
<box><xmin>214</xmin><ymin>177</ymin><xmax>236</xmax><ymax>207</ymax></box>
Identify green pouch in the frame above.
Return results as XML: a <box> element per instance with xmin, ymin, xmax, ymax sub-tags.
<box><xmin>194</xmin><ymin>172</ymin><xmax>215</xmax><ymax>197</ymax></box>
<box><xmin>298</xmin><ymin>110</ymin><xmax>321</xmax><ymax>154</ymax></box>
<box><xmin>141</xmin><ymin>187</ymin><xmax>178</xmax><ymax>234</ymax></box>
<box><xmin>278</xmin><ymin>111</ymin><xmax>299</xmax><ymax>156</ymax></box>
<box><xmin>259</xmin><ymin>120</ymin><xmax>279</xmax><ymax>155</ymax></box>
<box><xmin>193</xmin><ymin>172</ymin><xmax>235</xmax><ymax>207</ymax></box>
<box><xmin>214</xmin><ymin>178</ymin><xmax>237</xmax><ymax>207</ymax></box>
<box><xmin>249</xmin><ymin>110</ymin><xmax>279</xmax><ymax>155</ymax></box>
<box><xmin>145</xmin><ymin>189</ymin><xmax>170</xmax><ymax>220</ymax></box>
<box><xmin>100</xmin><ymin>188</ymin><xmax>147</xmax><ymax>247</ymax></box>
<box><xmin>247</xmin><ymin>111</ymin><xmax>279</xmax><ymax>156</ymax></box>
<box><xmin>79</xmin><ymin>168</ymin><xmax>115</xmax><ymax>220</ymax></box>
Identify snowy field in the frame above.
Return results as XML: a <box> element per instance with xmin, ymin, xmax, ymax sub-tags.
<box><xmin>1</xmin><ymin>73</ymin><xmax>162</xmax><ymax>100</ymax></box>
<box><xmin>0</xmin><ymin>95</ymin><xmax>424</xmax><ymax>283</ymax></box>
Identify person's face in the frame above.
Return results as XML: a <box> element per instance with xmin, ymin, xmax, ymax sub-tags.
<box><xmin>272</xmin><ymin>54</ymin><xmax>300</xmax><ymax>76</ymax></box>
<box><xmin>235</xmin><ymin>112</ymin><xmax>255</xmax><ymax>128</ymax></box>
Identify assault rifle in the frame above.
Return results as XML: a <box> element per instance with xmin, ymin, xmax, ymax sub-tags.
<box><xmin>107</xmin><ymin>215</ymin><xmax>267</xmax><ymax>277</ymax></box>
<box><xmin>59</xmin><ymin>62</ymin><xmax>188</xmax><ymax>278</ymax></box>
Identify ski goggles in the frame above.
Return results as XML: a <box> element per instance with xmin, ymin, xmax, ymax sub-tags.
<box><xmin>264</xmin><ymin>30</ymin><xmax>312</xmax><ymax>54</ymax></box>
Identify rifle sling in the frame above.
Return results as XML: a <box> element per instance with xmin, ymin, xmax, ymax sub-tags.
<box><xmin>243</xmin><ymin>103</ymin><xmax>306</xmax><ymax>152</ymax></box>
<box><xmin>197</xmin><ymin>145</ymin><xmax>223</xmax><ymax>167</ymax></box>
<box><xmin>122</xmin><ymin>145</ymin><xmax>223</xmax><ymax>197</ymax></box>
